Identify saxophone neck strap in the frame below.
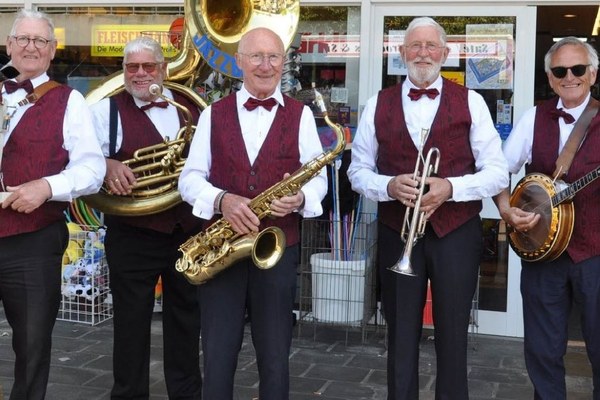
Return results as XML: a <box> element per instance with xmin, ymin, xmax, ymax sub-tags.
<box><xmin>553</xmin><ymin>97</ymin><xmax>600</xmax><ymax>179</ymax></box>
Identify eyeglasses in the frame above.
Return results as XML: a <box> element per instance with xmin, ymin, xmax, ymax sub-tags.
<box><xmin>406</xmin><ymin>42</ymin><xmax>445</xmax><ymax>54</ymax></box>
<box><xmin>124</xmin><ymin>62</ymin><xmax>161</xmax><ymax>73</ymax></box>
<box><xmin>550</xmin><ymin>64</ymin><xmax>590</xmax><ymax>79</ymax></box>
<box><xmin>239</xmin><ymin>53</ymin><xmax>284</xmax><ymax>67</ymax></box>
<box><xmin>11</xmin><ymin>35</ymin><xmax>52</xmax><ymax>49</ymax></box>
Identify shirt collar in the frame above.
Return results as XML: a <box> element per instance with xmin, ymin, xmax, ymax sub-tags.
<box><xmin>237</xmin><ymin>84</ymin><xmax>284</xmax><ymax>110</ymax></box>
<box><xmin>134</xmin><ymin>86</ymin><xmax>173</xmax><ymax>109</ymax></box>
<box><xmin>557</xmin><ymin>93</ymin><xmax>590</xmax><ymax>121</ymax></box>
<box><xmin>2</xmin><ymin>73</ymin><xmax>49</xmax><ymax>94</ymax></box>
<box><xmin>404</xmin><ymin>75</ymin><xmax>443</xmax><ymax>93</ymax></box>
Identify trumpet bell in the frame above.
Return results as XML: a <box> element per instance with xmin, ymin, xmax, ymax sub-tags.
<box><xmin>388</xmin><ymin>255</ymin><xmax>417</xmax><ymax>277</ymax></box>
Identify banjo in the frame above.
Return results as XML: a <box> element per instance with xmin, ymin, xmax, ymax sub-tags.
<box><xmin>508</xmin><ymin>166</ymin><xmax>600</xmax><ymax>261</ymax></box>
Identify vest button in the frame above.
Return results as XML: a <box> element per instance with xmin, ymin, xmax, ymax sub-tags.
<box><xmin>249</xmin><ymin>185</ymin><xmax>255</xmax><ymax>191</ymax></box>
<box><xmin>250</xmin><ymin>171</ymin><xmax>256</xmax><ymax>176</ymax></box>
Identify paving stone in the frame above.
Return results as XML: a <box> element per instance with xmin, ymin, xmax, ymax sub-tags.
<box><xmin>0</xmin><ymin>306</ymin><xmax>596</xmax><ymax>399</ymax></box>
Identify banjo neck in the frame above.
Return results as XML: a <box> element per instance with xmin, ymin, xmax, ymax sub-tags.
<box><xmin>552</xmin><ymin>165</ymin><xmax>600</xmax><ymax>206</ymax></box>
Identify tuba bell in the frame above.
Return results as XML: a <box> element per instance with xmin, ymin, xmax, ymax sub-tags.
<box><xmin>389</xmin><ymin>129</ymin><xmax>440</xmax><ymax>277</ymax></box>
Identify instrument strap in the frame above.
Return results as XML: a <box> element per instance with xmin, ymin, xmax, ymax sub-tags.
<box><xmin>553</xmin><ymin>97</ymin><xmax>600</xmax><ymax>178</ymax></box>
<box><xmin>109</xmin><ymin>97</ymin><xmax>117</xmax><ymax>157</ymax></box>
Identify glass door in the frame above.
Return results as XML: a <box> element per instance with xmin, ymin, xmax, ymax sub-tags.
<box><xmin>360</xmin><ymin>4</ymin><xmax>536</xmax><ymax>337</ymax></box>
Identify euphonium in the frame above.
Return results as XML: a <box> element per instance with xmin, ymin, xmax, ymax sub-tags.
<box><xmin>175</xmin><ymin>87</ymin><xmax>346</xmax><ymax>285</ymax></box>
<box><xmin>389</xmin><ymin>128</ymin><xmax>440</xmax><ymax>277</ymax></box>
<box><xmin>82</xmin><ymin>82</ymin><xmax>207</xmax><ymax>216</ymax></box>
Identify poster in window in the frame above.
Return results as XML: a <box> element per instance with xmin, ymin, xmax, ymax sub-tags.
<box><xmin>465</xmin><ymin>24</ymin><xmax>514</xmax><ymax>89</ymax></box>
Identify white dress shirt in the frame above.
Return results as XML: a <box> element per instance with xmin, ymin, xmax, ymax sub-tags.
<box><xmin>179</xmin><ymin>84</ymin><xmax>328</xmax><ymax>220</ymax></box>
<box><xmin>1</xmin><ymin>73</ymin><xmax>105</xmax><ymax>201</ymax></box>
<box><xmin>348</xmin><ymin>76</ymin><xmax>508</xmax><ymax>202</ymax></box>
<box><xmin>502</xmin><ymin>94</ymin><xmax>589</xmax><ymax>174</ymax></box>
<box><xmin>90</xmin><ymin>87</ymin><xmax>182</xmax><ymax>156</ymax></box>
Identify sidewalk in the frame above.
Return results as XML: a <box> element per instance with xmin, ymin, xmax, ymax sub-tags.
<box><xmin>0</xmin><ymin>306</ymin><xmax>594</xmax><ymax>399</ymax></box>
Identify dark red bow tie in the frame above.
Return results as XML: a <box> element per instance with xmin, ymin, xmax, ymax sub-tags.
<box><xmin>140</xmin><ymin>101</ymin><xmax>169</xmax><ymax>111</ymax></box>
<box><xmin>407</xmin><ymin>88</ymin><xmax>439</xmax><ymax>101</ymax></box>
<box><xmin>243</xmin><ymin>97</ymin><xmax>278</xmax><ymax>111</ymax></box>
<box><xmin>550</xmin><ymin>108</ymin><xmax>575</xmax><ymax>124</ymax></box>
<box><xmin>4</xmin><ymin>79</ymin><xmax>34</xmax><ymax>95</ymax></box>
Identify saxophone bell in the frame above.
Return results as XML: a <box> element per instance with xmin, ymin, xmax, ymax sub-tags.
<box><xmin>389</xmin><ymin>134</ymin><xmax>440</xmax><ymax>277</ymax></box>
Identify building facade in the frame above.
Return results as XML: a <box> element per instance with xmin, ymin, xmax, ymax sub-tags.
<box><xmin>1</xmin><ymin>0</ymin><xmax>598</xmax><ymax>338</ymax></box>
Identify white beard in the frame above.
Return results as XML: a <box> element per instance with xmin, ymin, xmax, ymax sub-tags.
<box><xmin>407</xmin><ymin>59</ymin><xmax>442</xmax><ymax>86</ymax></box>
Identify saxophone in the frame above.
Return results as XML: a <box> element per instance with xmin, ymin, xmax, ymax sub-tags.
<box><xmin>175</xmin><ymin>88</ymin><xmax>346</xmax><ymax>285</ymax></box>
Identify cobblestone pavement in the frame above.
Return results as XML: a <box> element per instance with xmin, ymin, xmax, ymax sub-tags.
<box><xmin>0</xmin><ymin>306</ymin><xmax>594</xmax><ymax>399</ymax></box>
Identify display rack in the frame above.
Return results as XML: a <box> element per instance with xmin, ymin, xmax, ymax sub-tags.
<box><xmin>297</xmin><ymin>213</ymin><xmax>378</xmax><ymax>343</ymax></box>
<box><xmin>57</xmin><ymin>225</ymin><xmax>112</xmax><ymax>326</ymax></box>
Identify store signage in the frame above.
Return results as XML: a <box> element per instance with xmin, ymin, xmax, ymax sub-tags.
<box><xmin>299</xmin><ymin>33</ymin><xmax>511</xmax><ymax>60</ymax></box>
<box><xmin>91</xmin><ymin>25</ymin><xmax>178</xmax><ymax>57</ymax></box>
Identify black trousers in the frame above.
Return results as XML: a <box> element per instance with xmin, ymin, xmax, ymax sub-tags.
<box><xmin>378</xmin><ymin>217</ymin><xmax>482</xmax><ymax>400</ymax></box>
<box><xmin>0</xmin><ymin>221</ymin><xmax>67</xmax><ymax>400</ymax></box>
<box><xmin>105</xmin><ymin>223</ymin><xmax>202</xmax><ymax>400</ymax></box>
<box><xmin>521</xmin><ymin>253</ymin><xmax>600</xmax><ymax>400</ymax></box>
<box><xmin>198</xmin><ymin>244</ymin><xmax>298</xmax><ymax>400</ymax></box>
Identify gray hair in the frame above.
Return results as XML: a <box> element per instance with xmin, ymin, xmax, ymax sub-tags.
<box><xmin>123</xmin><ymin>36</ymin><xmax>165</xmax><ymax>65</ymax></box>
<box><xmin>405</xmin><ymin>16</ymin><xmax>447</xmax><ymax>46</ymax></box>
<box><xmin>9</xmin><ymin>8</ymin><xmax>55</xmax><ymax>41</ymax></box>
<box><xmin>544</xmin><ymin>36</ymin><xmax>599</xmax><ymax>73</ymax></box>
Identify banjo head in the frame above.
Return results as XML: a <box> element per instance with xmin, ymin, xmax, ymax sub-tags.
<box><xmin>508</xmin><ymin>173</ymin><xmax>562</xmax><ymax>261</ymax></box>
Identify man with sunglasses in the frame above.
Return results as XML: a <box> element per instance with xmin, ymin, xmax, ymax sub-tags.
<box><xmin>90</xmin><ymin>36</ymin><xmax>203</xmax><ymax>400</ymax></box>
<box><xmin>494</xmin><ymin>36</ymin><xmax>600</xmax><ymax>399</ymax></box>
<box><xmin>0</xmin><ymin>9</ymin><xmax>105</xmax><ymax>399</ymax></box>
<box><xmin>179</xmin><ymin>27</ymin><xmax>326</xmax><ymax>400</ymax></box>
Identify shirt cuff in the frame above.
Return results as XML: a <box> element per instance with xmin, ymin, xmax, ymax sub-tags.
<box><xmin>44</xmin><ymin>175</ymin><xmax>70</xmax><ymax>202</ymax></box>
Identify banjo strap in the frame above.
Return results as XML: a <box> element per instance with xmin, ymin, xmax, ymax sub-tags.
<box><xmin>553</xmin><ymin>97</ymin><xmax>600</xmax><ymax>178</ymax></box>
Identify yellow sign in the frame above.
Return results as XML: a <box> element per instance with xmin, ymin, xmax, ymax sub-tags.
<box><xmin>91</xmin><ymin>25</ymin><xmax>178</xmax><ymax>57</ymax></box>
<box><xmin>441</xmin><ymin>71</ymin><xmax>465</xmax><ymax>86</ymax></box>
<box><xmin>55</xmin><ymin>28</ymin><xmax>65</xmax><ymax>49</ymax></box>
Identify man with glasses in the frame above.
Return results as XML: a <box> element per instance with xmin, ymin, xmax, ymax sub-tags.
<box><xmin>494</xmin><ymin>37</ymin><xmax>600</xmax><ymax>399</ymax></box>
<box><xmin>0</xmin><ymin>9</ymin><xmax>105</xmax><ymax>399</ymax></box>
<box><xmin>89</xmin><ymin>36</ymin><xmax>203</xmax><ymax>400</ymax></box>
<box><xmin>179</xmin><ymin>27</ymin><xmax>326</xmax><ymax>399</ymax></box>
<box><xmin>348</xmin><ymin>16</ymin><xmax>508</xmax><ymax>399</ymax></box>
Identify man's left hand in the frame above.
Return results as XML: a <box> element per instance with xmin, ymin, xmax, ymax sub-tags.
<box><xmin>271</xmin><ymin>191</ymin><xmax>304</xmax><ymax>217</ymax></box>
<box><xmin>270</xmin><ymin>173</ymin><xmax>304</xmax><ymax>217</ymax></box>
<box><xmin>418</xmin><ymin>176</ymin><xmax>452</xmax><ymax>218</ymax></box>
<box><xmin>2</xmin><ymin>179</ymin><xmax>52</xmax><ymax>214</ymax></box>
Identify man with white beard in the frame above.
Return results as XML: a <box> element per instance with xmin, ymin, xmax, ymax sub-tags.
<box><xmin>348</xmin><ymin>16</ymin><xmax>508</xmax><ymax>399</ymax></box>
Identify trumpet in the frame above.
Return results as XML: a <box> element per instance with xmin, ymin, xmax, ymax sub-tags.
<box><xmin>389</xmin><ymin>129</ymin><xmax>440</xmax><ymax>277</ymax></box>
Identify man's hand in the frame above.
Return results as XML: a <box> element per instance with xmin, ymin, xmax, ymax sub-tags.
<box><xmin>104</xmin><ymin>158</ymin><xmax>137</xmax><ymax>195</ymax></box>
<box><xmin>501</xmin><ymin>207</ymin><xmax>541</xmax><ymax>233</ymax></box>
<box><xmin>270</xmin><ymin>173</ymin><xmax>305</xmax><ymax>217</ymax></box>
<box><xmin>2</xmin><ymin>179</ymin><xmax>52</xmax><ymax>214</ymax></box>
<box><xmin>387</xmin><ymin>174</ymin><xmax>419</xmax><ymax>205</ymax></box>
<box><xmin>220</xmin><ymin>192</ymin><xmax>260</xmax><ymax>235</ymax></box>
<box><xmin>419</xmin><ymin>177</ymin><xmax>452</xmax><ymax>218</ymax></box>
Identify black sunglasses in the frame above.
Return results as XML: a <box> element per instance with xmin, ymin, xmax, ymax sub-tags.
<box><xmin>550</xmin><ymin>64</ymin><xmax>590</xmax><ymax>79</ymax></box>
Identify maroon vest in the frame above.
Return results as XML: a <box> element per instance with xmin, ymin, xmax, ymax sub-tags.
<box><xmin>375</xmin><ymin>79</ymin><xmax>482</xmax><ymax>238</ymax></box>
<box><xmin>209</xmin><ymin>93</ymin><xmax>303</xmax><ymax>245</ymax></box>
<box><xmin>529</xmin><ymin>97</ymin><xmax>600</xmax><ymax>263</ymax></box>
<box><xmin>0</xmin><ymin>85</ymin><xmax>71</xmax><ymax>238</ymax></box>
<box><xmin>104</xmin><ymin>91</ymin><xmax>202</xmax><ymax>234</ymax></box>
